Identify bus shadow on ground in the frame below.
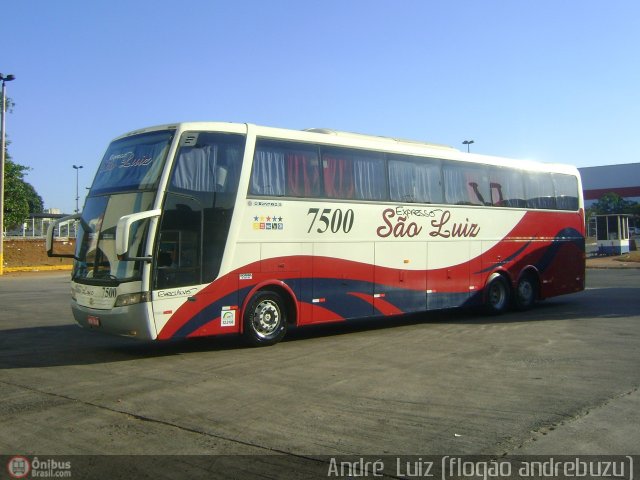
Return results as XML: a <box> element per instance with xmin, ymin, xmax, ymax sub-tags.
<box><xmin>1</xmin><ymin>288</ymin><xmax>636</xmax><ymax>370</ymax></box>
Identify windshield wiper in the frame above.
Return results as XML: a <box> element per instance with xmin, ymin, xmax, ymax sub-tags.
<box><xmin>73</xmin><ymin>273</ymin><xmax>121</xmax><ymax>286</ymax></box>
<box><xmin>93</xmin><ymin>273</ymin><xmax>121</xmax><ymax>284</ymax></box>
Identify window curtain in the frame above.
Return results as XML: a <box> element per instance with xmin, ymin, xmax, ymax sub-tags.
<box><xmin>552</xmin><ymin>174</ymin><xmax>578</xmax><ymax>210</ymax></box>
<box><xmin>323</xmin><ymin>155</ymin><xmax>354</xmax><ymax>199</ymax></box>
<box><xmin>389</xmin><ymin>159</ymin><xmax>442</xmax><ymax>203</ymax></box>
<box><xmin>466</xmin><ymin>168</ymin><xmax>490</xmax><ymax>205</ymax></box>
<box><xmin>172</xmin><ymin>145</ymin><xmax>242</xmax><ymax>193</ymax></box>
<box><xmin>353</xmin><ymin>155</ymin><xmax>385</xmax><ymax>200</ymax></box>
<box><xmin>286</xmin><ymin>153</ymin><xmax>320</xmax><ymax>197</ymax></box>
<box><xmin>444</xmin><ymin>165</ymin><xmax>490</xmax><ymax>205</ymax></box>
<box><xmin>250</xmin><ymin>149</ymin><xmax>286</xmax><ymax>196</ymax></box>
<box><xmin>443</xmin><ymin>166</ymin><xmax>468</xmax><ymax>204</ymax></box>
<box><xmin>526</xmin><ymin>172</ymin><xmax>555</xmax><ymax>209</ymax></box>
<box><xmin>389</xmin><ymin>160</ymin><xmax>416</xmax><ymax>202</ymax></box>
<box><xmin>489</xmin><ymin>168</ymin><xmax>525</xmax><ymax>207</ymax></box>
<box><xmin>172</xmin><ymin>145</ymin><xmax>217</xmax><ymax>192</ymax></box>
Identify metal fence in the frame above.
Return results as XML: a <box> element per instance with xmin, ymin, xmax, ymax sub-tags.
<box><xmin>3</xmin><ymin>213</ymin><xmax>77</xmax><ymax>238</ymax></box>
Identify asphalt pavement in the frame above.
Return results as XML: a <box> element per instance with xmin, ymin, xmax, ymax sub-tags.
<box><xmin>0</xmin><ymin>268</ymin><xmax>638</xmax><ymax>478</ymax></box>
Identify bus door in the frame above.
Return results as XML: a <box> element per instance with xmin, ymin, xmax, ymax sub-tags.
<box><xmin>152</xmin><ymin>193</ymin><xmax>203</xmax><ymax>334</ymax></box>
<box><xmin>152</xmin><ymin>131</ymin><xmax>245</xmax><ymax>337</ymax></box>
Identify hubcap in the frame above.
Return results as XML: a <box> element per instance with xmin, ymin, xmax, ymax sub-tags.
<box><xmin>252</xmin><ymin>300</ymin><xmax>280</xmax><ymax>337</ymax></box>
<box><xmin>490</xmin><ymin>282</ymin><xmax>506</xmax><ymax>309</ymax></box>
<box><xmin>518</xmin><ymin>279</ymin><xmax>533</xmax><ymax>304</ymax></box>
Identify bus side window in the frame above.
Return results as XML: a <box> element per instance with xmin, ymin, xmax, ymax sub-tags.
<box><xmin>322</xmin><ymin>152</ymin><xmax>355</xmax><ymax>199</ymax></box>
<box><xmin>552</xmin><ymin>173</ymin><xmax>579</xmax><ymax>211</ymax></box>
<box><xmin>443</xmin><ymin>163</ymin><xmax>490</xmax><ymax>206</ymax></box>
<box><xmin>286</xmin><ymin>152</ymin><xmax>321</xmax><ymax>197</ymax></box>
<box><xmin>525</xmin><ymin>172</ymin><xmax>556</xmax><ymax>209</ymax></box>
<box><xmin>489</xmin><ymin>167</ymin><xmax>526</xmax><ymax>207</ymax></box>
<box><xmin>321</xmin><ymin>147</ymin><xmax>386</xmax><ymax>201</ymax></box>
<box><xmin>388</xmin><ymin>155</ymin><xmax>442</xmax><ymax>204</ymax></box>
<box><xmin>250</xmin><ymin>149</ymin><xmax>286</xmax><ymax>196</ymax></box>
<box><xmin>250</xmin><ymin>140</ymin><xmax>321</xmax><ymax>198</ymax></box>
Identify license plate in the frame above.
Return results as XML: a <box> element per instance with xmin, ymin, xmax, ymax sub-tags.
<box><xmin>87</xmin><ymin>315</ymin><xmax>101</xmax><ymax>327</ymax></box>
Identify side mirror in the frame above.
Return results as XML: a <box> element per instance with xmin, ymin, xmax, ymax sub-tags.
<box><xmin>115</xmin><ymin>209</ymin><xmax>161</xmax><ymax>262</ymax></box>
<box><xmin>46</xmin><ymin>213</ymin><xmax>81</xmax><ymax>258</ymax></box>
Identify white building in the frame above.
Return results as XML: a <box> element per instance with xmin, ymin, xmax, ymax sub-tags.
<box><xmin>578</xmin><ymin>162</ymin><xmax>640</xmax><ymax>208</ymax></box>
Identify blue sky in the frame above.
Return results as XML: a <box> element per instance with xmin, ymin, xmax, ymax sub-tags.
<box><xmin>4</xmin><ymin>0</ymin><xmax>639</xmax><ymax>213</ymax></box>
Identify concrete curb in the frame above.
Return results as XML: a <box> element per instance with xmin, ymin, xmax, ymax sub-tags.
<box><xmin>3</xmin><ymin>265</ymin><xmax>73</xmax><ymax>273</ymax></box>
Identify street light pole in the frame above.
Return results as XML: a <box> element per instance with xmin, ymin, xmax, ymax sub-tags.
<box><xmin>73</xmin><ymin>165</ymin><xmax>83</xmax><ymax>213</ymax></box>
<box><xmin>462</xmin><ymin>139</ymin><xmax>475</xmax><ymax>153</ymax></box>
<box><xmin>0</xmin><ymin>73</ymin><xmax>16</xmax><ymax>276</ymax></box>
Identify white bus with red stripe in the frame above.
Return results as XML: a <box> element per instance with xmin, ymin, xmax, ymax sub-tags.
<box><xmin>47</xmin><ymin>123</ymin><xmax>585</xmax><ymax>346</ymax></box>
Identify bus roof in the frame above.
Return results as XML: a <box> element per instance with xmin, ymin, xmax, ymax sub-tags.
<box><xmin>112</xmin><ymin>121</ymin><xmax>580</xmax><ymax>177</ymax></box>
<box><xmin>303</xmin><ymin>128</ymin><xmax>457</xmax><ymax>152</ymax></box>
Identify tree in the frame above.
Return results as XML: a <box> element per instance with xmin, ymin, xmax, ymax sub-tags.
<box><xmin>2</xmin><ymin>96</ymin><xmax>45</xmax><ymax>230</ymax></box>
<box><xmin>585</xmin><ymin>192</ymin><xmax>639</xmax><ymax>233</ymax></box>
<box><xmin>24</xmin><ymin>181</ymin><xmax>44</xmax><ymax>214</ymax></box>
<box><xmin>587</xmin><ymin>192</ymin><xmax>637</xmax><ymax>215</ymax></box>
<box><xmin>3</xmin><ymin>158</ymin><xmax>31</xmax><ymax>229</ymax></box>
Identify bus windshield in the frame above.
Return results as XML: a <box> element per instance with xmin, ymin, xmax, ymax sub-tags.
<box><xmin>90</xmin><ymin>130</ymin><xmax>174</xmax><ymax>195</ymax></box>
<box><xmin>73</xmin><ymin>130</ymin><xmax>174</xmax><ymax>284</ymax></box>
<box><xmin>73</xmin><ymin>192</ymin><xmax>156</xmax><ymax>284</ymax></box>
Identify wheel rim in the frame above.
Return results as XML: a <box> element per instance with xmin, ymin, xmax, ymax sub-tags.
<box><xmin>489</xmin><ymin>280</ymin><xmax>507</xmax><ymax>310</ymax></box>
<box><xmin>251</xmin><ymin>299</ymin><xmax>281</xmax><ymax>338</ymax></box>
<box><xmin>518</xmin><ymin>280</ymin><xmax>533</xmax><ymax>303</ymax></box>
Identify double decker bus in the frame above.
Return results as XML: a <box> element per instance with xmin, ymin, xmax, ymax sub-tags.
<box><xmin>47</xmin><ymin>122</ymin><xmax>585</xmax><ymax>346</ymax></box>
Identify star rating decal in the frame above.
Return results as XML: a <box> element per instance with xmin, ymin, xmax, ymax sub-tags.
<box><xmin>252</xmin><ymin>214</ymin><xmax>285</xmax><ymax>231</ymax></box>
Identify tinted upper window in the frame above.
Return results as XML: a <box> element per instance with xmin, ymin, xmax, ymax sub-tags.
<box><xmin>322</xmin><ymin>147</ymin><xmax>386</xmax><ymax>201</ymax></box>
<box><xmin>170</xmin><ymin>132</ymin><xmax>244</xmax><ymax>199</ymax></box>
<box><xmin>388</xmin><ymin>155</ymin><xmax>443</xmax><ymax>203</ymax></box>
<box><xmin>552</xmin><ymin>173</ymin><xmax>579</xmax><ymax>210</ymax></box>
<box><xmin>91</xmin><ymin>130</ymin><xmax>174</xmax><ymax>195</ymax></box>
<box><xmin>250</xmin><ymin>140</ymin><xmax>321</xmax><ymax>197</ymax></box>
<box><xmin>443</xmin><ymin>162</ymin><xmax>490</xmax><ymax>206</ymax></box>
<box><xmin>489</xmin><ymin>167</ymin><xmax>526</xmax><ymax>207</ymax></box>
<box><xmin>525</xmin><ymin>172</ymin><xmax>556</xmax><ymax>209</ymax></box>
<box><xmin>247</xmin><ymin>137</ymin><xmax>578</xmax><ymax>211</ymax></box>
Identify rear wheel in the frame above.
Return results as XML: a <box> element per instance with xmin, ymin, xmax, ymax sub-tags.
<box><xmin>243</xmin><ymin>291</ymin><xmax>288</xmax><ymax>347</ymax></box>
<box><xmin>484</xmin><ymin>274</ymin><xmax>510</xmax><ymax>315</ymax></box>
<box><xmin>514</xmin><ymin>273</ymin><xmax>537</xmax><ymax>311</ymax></box>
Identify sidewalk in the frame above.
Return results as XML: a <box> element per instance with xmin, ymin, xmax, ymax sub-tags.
<box><xmin>586</xmin><ymin>254</ymin><xmax>640</xmax><ymax>269</ymax></box>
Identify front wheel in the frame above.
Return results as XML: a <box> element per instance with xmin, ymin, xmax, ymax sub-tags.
<box><xmin>243</xmin><ymin>291</ymin><xmax>288</xmax><ymax>347</ymax></box>
<box><xmin>484</xmin><ymin>274</ymin><xmax>510</xmax><ymax>315</ymax></box>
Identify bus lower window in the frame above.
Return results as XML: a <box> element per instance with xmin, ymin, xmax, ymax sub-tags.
<box><xmin>154</xmin><ymin>194</ymin><xmax>202</xmax><ymax>290</ymax></box>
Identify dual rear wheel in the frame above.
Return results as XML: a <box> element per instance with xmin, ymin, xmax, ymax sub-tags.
<box><xmin>485</xmin><ymin>272</ymin><xmax>537</xmax><ymax>314</ymax></box>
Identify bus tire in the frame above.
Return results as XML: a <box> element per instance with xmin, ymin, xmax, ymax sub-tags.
<box><xmin>484</xmin><ymin>274</ymin><xmax>510</xmax><ymax>315</ymax></box>
<box><xmin>243</xmin><ymin>291</ymin><xmax>288</xmax><ymax>347</ymax></box>
<box><xmin>514</xmin><ymin>273</ymin><xmax>537</xmax><ymax>311</ymax></box>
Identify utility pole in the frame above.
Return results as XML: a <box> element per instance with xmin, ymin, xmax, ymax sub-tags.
<box><xmin>0</xmin><ymin>73</ymin><xmax>16</xmax><ymax>276</ymax></box>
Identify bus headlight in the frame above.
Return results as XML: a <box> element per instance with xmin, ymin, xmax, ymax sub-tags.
<box><xmin>115</xmin><ymin>291</ymin><xmax>151</xmax><ymax>307</ymax></box>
